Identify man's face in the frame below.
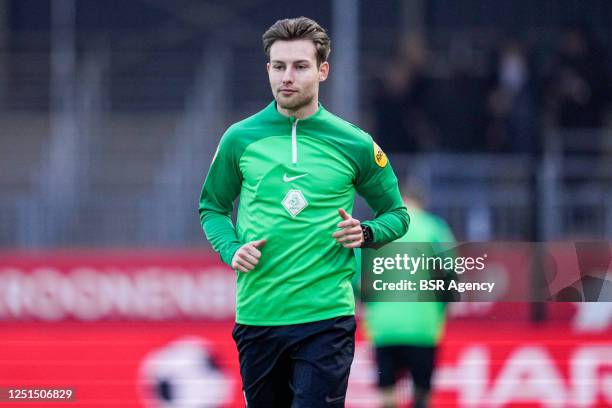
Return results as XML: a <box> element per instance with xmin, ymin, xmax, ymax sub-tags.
<box><xmin>267</xmin><ymin>39</ymin><xmax>329</xmax><ymax>112</ymax></box>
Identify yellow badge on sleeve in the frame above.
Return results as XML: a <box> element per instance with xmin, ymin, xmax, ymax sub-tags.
<box><xmin>373</xmin><ymin>142</ymin><xmax>388</xmax><ymax>168</ymax></box>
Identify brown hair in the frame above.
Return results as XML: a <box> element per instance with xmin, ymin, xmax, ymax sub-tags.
<box><xmin>262</xmin><ymin>17</ymin><xmax>331</xmax><ymax>66</ymax></box>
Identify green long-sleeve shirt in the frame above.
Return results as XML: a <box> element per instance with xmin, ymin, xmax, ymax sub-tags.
<box><xmin>199</xmin><ymin>101</ymin><xmax>409</xmax><ymax>325</ymax></box>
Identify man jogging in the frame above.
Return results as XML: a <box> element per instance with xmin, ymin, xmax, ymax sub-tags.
<box><xmin>199</xmin><ymin>17</ymin><xmax>409</xmax><ymax>407</ymax></box>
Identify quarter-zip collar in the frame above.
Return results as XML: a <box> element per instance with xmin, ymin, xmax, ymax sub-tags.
<box><xmin>266</xmin><ymin>101</ymin><xmax>325</xmax><ymax>164</ymax></box>
<box><xmin>267</xmin><ymin>101</ymin><xmax>325</xmax><ymax>123</ymax></box>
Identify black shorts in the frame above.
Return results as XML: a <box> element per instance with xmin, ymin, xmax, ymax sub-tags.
<box><xmin>374</xmin><ymin>345</ymin><xmax>437</xmax><ymax>391</ymax></box>
<box><xmin>232</xmin><ymin>315</ymin><xmax>356</xmax><ymax>408</ymax></box>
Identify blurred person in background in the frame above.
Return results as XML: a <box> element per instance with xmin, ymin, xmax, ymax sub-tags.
<box><xmin>544</xmin><ymin>26</ymin><xmax>611</xmax><ymax>130</ymax></box>
<box><xmin>429</xmin><ymin>37</ymin><xmax>486</xmax><ymax>151</ymax></box>
<box><xmin>374</xmin><ymin>34</ymin><xmax>439</xmax><ymax>153</ymax></box>
<box><xmin>483</xmin><ymin>37</ymin><xmax>538</xmax><ymax>154</ymax></box>
<box><xmin>199</xmin><ymin>16</ymin><xmax>409</xmax><ymax>407</ymax></box>
<box><xmin>360</xmin><ymin>179</ymin><xmax>456</xmax><ymax>408</ymax></box>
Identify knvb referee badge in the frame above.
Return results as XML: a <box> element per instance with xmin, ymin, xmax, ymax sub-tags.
<box><xmin>282</xmin><ymin>189</ymin><xmax>308</xmax><ymax>217</ymax></box>
<box><xmin>373</xmin><ymin>142</ymin><xmax>388</xmax><ymax>168</ymax></box>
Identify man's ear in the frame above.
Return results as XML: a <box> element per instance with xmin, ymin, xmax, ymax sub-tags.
<box><xmin>266</xmin><ymin>62</ymin><xmax>270</xmax><ymax>73</ymax></box>
<box><xmin>319</xmin><ymin>61</ymin><xmax>329</xmax><ymax>82</ymax></box>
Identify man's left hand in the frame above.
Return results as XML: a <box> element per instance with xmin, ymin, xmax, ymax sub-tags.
<box><xmin>332</xmin><ymin>208</ymin><xmax>364</xmax><ymax>248</ymax></box>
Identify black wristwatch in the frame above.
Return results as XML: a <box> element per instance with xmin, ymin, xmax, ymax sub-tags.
<box><xmin>361</xmin><ymin>225</ymin><xmax>374</xmax><ymax>245</ymax></box>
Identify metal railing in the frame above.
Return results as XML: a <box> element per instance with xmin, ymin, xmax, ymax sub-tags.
<box><xmin>2</xmin><ymin>130</ymin><xmax>609</xmax><ymax>247</ymax></box>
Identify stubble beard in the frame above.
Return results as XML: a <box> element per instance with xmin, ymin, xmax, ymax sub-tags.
<box><xmin>276</xmin><ymin>89</ymin><xmax>314</xmax><ymax>112</ymax></box>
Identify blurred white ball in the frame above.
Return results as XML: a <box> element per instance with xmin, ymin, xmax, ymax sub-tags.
<box><xmin>139</xmin><ymin>336</ymin><xmax>233</xmax><ymax>408</ymax></box>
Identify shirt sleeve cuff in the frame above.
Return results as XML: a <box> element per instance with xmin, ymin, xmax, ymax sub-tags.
<box><xmin>221</xmin><ymin>242</ymin><xmax>243</xmax><ymax>267</ymax></box>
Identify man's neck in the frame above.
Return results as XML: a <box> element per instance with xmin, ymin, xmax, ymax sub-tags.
<box><xmin>276</xmin><ymin>99</ymin><xmax>319</xmax><ymax>120</ymax></box>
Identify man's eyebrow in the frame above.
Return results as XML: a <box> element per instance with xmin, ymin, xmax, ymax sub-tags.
<box><xmin>270</xmin><ymin>59</ymin><xmax>312</xmax><ymax>64</ymax></box>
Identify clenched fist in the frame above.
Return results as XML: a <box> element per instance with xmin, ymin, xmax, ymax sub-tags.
<box><xmin>232</xmin><ymin>239</ymin><xmax>266</xmax><ymax>272</ymax></box>
<box><xmin>332</xmin><ymin>209</ymin><xmax>364</xmax><ymax>249</ymax></box>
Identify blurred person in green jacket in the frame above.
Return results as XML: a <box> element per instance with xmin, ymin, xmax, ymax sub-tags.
<box><xmin>359</xmin><ymin>179</ymin><xmax>456</xmax><ymax>408</ymax></box>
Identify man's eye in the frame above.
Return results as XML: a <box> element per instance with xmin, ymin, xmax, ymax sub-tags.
<box><xmin>274</xmin><ymin>65</ymin><xmax>284</xmax><ymax>70</ymax></box>
<box><xmin>297</xmin><ymin>65</ymin><xmax>307</xmax><ymax>70</ymax></box>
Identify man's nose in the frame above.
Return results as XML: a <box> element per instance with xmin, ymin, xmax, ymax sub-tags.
<box><xmin>282</xmin><ymin>67</ymin><xmax>295</xmax><ymax>83</ymax></box>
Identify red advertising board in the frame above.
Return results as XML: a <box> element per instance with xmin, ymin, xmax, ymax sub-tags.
<box><xmin>0</xmin><ymin>250</ymin><xmax>610</xmax><ymax>407</ymax></box>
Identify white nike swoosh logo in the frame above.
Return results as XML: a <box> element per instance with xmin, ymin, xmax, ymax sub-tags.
<box><xmin>283</xmin><ymin>173</ymin><xmax>308</xmax><ymax>182</ymax></box>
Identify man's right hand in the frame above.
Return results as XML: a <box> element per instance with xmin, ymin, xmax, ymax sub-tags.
<box><xmin>231</xmin><ymin>239</ymin><xmax>266</xmax><ymax>272</ymax></box>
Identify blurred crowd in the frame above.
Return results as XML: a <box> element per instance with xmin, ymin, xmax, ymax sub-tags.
<box><xmin>373</xmin><ymin>26</ymin><xmax>612</xmax><ymax>155</ymax></box>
